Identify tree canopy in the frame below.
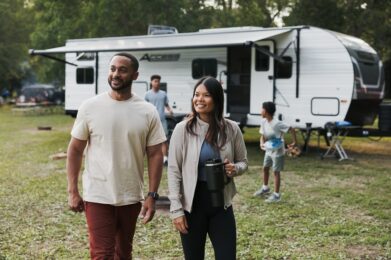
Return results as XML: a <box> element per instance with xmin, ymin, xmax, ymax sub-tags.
<box><xmin>285</xmin><ymin>0</ymin><xmax>391</xmax><ymax>59</ymax></box>
<box><xmin>0</xmin><ymin>0</ymin><xmax>391</xmax><ymax>93</ymax></box>
<box><xmin>0</xmin><ymin>0</ymin><xmax>32</xmax><ymax>93</ymax></box>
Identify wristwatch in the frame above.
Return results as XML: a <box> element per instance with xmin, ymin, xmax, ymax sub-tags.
<box><xmin>147</xmin><ymin>191</ymin><xmax>159</xmax><ymax>200</ymax></box>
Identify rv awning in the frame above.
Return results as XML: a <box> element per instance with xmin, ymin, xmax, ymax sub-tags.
<box><xmin>29</xmin><ymin>27</ymin><xmax>298</xmax><ymax>55</ymax></box>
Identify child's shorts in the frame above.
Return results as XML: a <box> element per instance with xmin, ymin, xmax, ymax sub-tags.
<box><xmin>263</xmin><ymin>154</ymin><xmax>285</xmax><ymax>172</ymax></box>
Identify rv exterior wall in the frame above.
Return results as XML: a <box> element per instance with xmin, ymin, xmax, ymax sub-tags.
<box><xmin>66</xmin><ymin>48</ymin><xmax>227</xmax><ymax>116</ymax></box>
<box><xmin>275</xmin><ymin>27</ymin><xmax>354</xmax><ymax>129</ymax></box>
<box><xmin>61</xmin><ymin>26</ymin><xmax>383</xmax><ymax>130</ymax></box>
<box><xmin>65</xmin><ymin>52</ymin><xmax>96</xmax><ymax>112</ymax></box>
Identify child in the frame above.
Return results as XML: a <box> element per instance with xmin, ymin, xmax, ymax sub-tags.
<box><xmin>253</xmin><ymin>101</ymin><xmax>297</xmax><ymax>203</ymax></box>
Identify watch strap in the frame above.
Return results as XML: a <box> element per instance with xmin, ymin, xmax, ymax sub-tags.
<box><xmin>147</xmin><ymin>191</ymin><xmax>159</xmax><ymax>200</ymax></box>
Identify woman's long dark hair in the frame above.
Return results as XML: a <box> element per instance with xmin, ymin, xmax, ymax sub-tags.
<box><xmin>186</xmin><ymin>76</ymin><xmax>229</xmax><ymax>149</ymax></box>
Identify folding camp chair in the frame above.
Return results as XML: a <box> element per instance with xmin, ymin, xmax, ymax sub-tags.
<box><xmin>321</xmin><ymin>121</ymin><xmax>355</xmax><ymax>161</ymax></box>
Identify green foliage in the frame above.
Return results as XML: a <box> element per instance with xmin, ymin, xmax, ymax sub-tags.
<box><xmin>1</xmin><ymin>0</ymin><xmax>391</xmax><ymax>90</ymax></box>
<box><xmin>0</xmin><ymin>0</ymin><xmax>33</xmax><ymax>92</ymax></box>
<box><xmin>26</xmin><ymin>0</ymin><xmax>283</xmax><ymax>83</ymax></box>
<box><xmin>284</xmin><ymin>0</ymin><xmax>344</xmax><ymax>29</ymax></box>
<box><xmin>29</xmin><ymin>0</ymin><xmax>88</xmax><ymax>84</ymax></box>
<box><xmin>284</xmin><ymin>0</ymin><xmax>391</xmax><ymax>60</ymax></box>
<box><xmin>237</xmin><ymin>0</ymin><xmax>293</xmax><ymax>27</ymax></box>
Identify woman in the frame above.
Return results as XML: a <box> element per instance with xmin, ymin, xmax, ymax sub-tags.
<box><xmin>253</xmin><ymin>101</ymin><xmax>297</xmax><ymax>202</ymax></box>
<box><xmin>168</xmin><ymin>76</ymin><xmax>248</xmax><ymax>260</ymax></box>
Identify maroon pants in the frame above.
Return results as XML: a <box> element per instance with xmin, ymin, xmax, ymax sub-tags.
<box><xmin>84</xmin><ymin>201</ymin><xmax>142</xmax><ymax>260</ymax></box>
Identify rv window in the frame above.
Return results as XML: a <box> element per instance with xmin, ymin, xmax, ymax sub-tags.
<box><xmin>192</xmin><ymin>59</ymin><xmax>217</xmax><ymax>79</ymax></box>
<box><xmin>275</xmin><ymin>56</ymin><xmax>292</xmax><ymax>79</ymax></box>
<box><xmin>353</xmin><ymin>50</ymin><xmax>379</xmax><ymax>85</ymax></box>
<box><xmin>76</xmin><ymin>68</ymin><xmax>94</xmax><ymax>84</ymax></box>
<box><xmin>76</xmin><ymin>52</ymin><xmax>95</xmax><ymax>61</ymax></box>
<box><xmin>255</xmin><ymin>46</ymin><xmax>270</xmax><ymax>71</ymax></box>
<box><xmin>359</xmin><ymin>62</ymin><xmax>379</xmax><ymax>85</ymax></box>
<box><xmin>357</xmin><ymin>51</ymin><xmax>376</xmax><ymax>63</ymax></box>
<box><xmin>357</xmin><ymin>55</ymin><xmax>379</xmax><ymax>85</ymax></box>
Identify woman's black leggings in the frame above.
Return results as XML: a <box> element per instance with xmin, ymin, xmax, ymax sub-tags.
<box><xmin>180</xmin><ymin>181</ymin><xmax>236</xmax><ymax>260</ymax></box>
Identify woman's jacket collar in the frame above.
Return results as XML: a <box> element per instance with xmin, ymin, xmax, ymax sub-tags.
<box><xmin>196</xmin><ymin>116</ymin><xmax>210</xmax><ymax>130</ymax></box>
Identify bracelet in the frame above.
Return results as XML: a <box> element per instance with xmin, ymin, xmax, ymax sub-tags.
<box><xmin>170</xmin><ymin>209</ymin><xmax>183</xmax><ymax>214</ymax></box>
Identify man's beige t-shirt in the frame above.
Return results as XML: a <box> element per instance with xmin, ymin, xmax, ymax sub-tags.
<box><xmin>71</xmin><ymin>92</ymin><xmax>166</xmax><ymax>206</ymax></box>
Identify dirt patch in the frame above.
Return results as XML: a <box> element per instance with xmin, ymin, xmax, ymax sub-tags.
<box><xmin>37</xmin><ymin>126</ymin><xmax>52</xmax><ymax>131</ymax></box>
<box><xmin>49</xmin><ymin>152</ymin><xmax>67</xmax><ymax>160</ymax></box>
<box><xmin>248</xmin><ymin>165</ymin><xmax>262</xmax><ymax>171</ymax></box>
<box><xmin>285</xmin><ymin>170</ymin><xmax>375</xmax><ymax>191</ymax></box>
<box><xmin>346</xmin><ymin>245</ymin><xmax>382</xmax><ymax>259</ymax></box>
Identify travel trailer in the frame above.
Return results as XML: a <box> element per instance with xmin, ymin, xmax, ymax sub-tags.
<box><xmin>30</xmin><ymin>26</ymin><xmax>390</xmax><ymax>143</ymax></box>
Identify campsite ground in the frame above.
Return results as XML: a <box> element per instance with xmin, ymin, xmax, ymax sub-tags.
<box><xmin>0</xmin><ymin>106</ymin><xmax>390</xmax><ymax>259</ymax></box>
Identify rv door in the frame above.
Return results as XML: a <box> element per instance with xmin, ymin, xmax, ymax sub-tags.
<box><xmin>250</xmin><ymin>41</ymin><xmax>274</xmax><ymax>115</ymax></box>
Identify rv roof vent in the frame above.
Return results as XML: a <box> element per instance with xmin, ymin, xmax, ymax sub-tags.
<box><xmin>148</xmin><ymin>25</ymin><xmax>178</xmax><ymax>35</ymax></box>
<box><xmin>198</xmin><ymin>27</ymin><xmax>263</xmax><ymax>33</ymax></box>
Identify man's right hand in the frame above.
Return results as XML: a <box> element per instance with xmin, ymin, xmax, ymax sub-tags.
<box><xmin>173</xmin><ymin>215</ymin><xmax>188</xmax><ymax>234</ymax></box>
<box><xmin>66</xmin><ymin>137</ymin><xmax>87</xmax><ymax>213</ymax></box>
<box><xmin>68</xmin><ymin>192</ymin><xmax>84</xmax><ymax>213</ymax></box>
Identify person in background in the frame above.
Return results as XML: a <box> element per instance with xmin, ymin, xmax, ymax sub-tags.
<box><xmin>67</xmin><ymin>52</ymin><xmax>166</xmax><ymax>259</ymax></box>
<box><xmin>253</xmin><ymin>101</ymin><xmax>297</xmax><ymax>203</ymax></box>
<box><xmin>145</xmin><ymin>74</ymin><xmax>174</xmax><ymax>166</ymax></box>
<box><xmin>168</xmin><ymin>76</ymin><xmax>248</xmax><ymax>260</ymax></box>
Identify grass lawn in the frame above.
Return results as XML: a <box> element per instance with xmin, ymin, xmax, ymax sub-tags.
<box><xmin>0</xmin><ymin>105</ymin><xmax>390</xmax><ymax>259</ymax></box>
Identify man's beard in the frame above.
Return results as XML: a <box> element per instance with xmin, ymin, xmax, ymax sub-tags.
<box><xmin>108</xmin><ymin>77</ymin><xmax>132</xmax><ymax>91</ymax></box>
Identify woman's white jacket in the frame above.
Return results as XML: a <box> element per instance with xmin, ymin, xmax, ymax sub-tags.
<box><xmin>167</xmin><ymin>117</ymin><xmax>248</xmax><ymax>219</ymax></box>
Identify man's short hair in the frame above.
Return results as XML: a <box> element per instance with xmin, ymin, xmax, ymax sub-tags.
<box><xmin>150</xmin><ymin>74</ymin><xmax>161</xmax><ymax>81</ymax></box>
<box><xmin>112</xmin><ymin>52</ymin><xmax>139</xmax><ymax>71</ymax></box>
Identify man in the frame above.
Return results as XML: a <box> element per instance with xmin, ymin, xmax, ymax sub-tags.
<box><xmin>67</xmin><ymin>53</ymin><xmax>166</xmax><ymax>259</ymax></box>
<box><xmin>144</xmin><ymin>75</ymin><xmax>173</xmax><ymax>165</ymax></box>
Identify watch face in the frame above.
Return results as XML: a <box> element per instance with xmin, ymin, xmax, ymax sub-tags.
<box><xmin>148</xmin><ymin>192</ymin><xmax>159</xmax><ymax>200</ymax></box>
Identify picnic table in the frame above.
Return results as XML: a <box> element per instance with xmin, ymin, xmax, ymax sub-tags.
<box><xmin>12</xmin><ymin>102</ymin><xmax>62</xmax><ymax>115</ymax></box>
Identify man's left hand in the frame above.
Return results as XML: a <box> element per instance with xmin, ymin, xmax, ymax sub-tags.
<box><xmin>140</xmin><ymin>197</ymin><xmax>156</xmax><ymax>224</ymax></box>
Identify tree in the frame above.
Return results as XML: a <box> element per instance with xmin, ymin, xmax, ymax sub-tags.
<box><xmin>27</xmin><ymin>0</ymin><xmax>292</xmax><ymax>84</ymax></box>
<box><xmin>29</xmin><ymin>0</ymin><xmax>192</xmax><ymax>84</ymax></box>
<box><xmin>341</xmin><ymin>0</ymin><xmax>391</xmax><ymax>60</ymax></box>
<box><xmin>0</xmin><ymin>0</ymin><xmax>32</xmax><ymax>95</ymax></box>
<box><xmin>284</xmin><ymin>0</ymin><xmax>391</xmax><ymax>60</ymax></box>
<box><xmin>283</xmin><ymin>0</ymin><xmax>344</xmax><ymax>30</ymax></box>
<box><xmin>29</xmin><ymin>0</ymin><xmax>88</xmax><ymax>84</ymax></box>
<box><xmin>28</xmin><ymin>0</ymin><xmax>391</xmax><ymax>88</ymax></box>
<box><xmin>235</xmin><ymin>0</ymin><xmax>293</xmax><ymax>27</ymax></box>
